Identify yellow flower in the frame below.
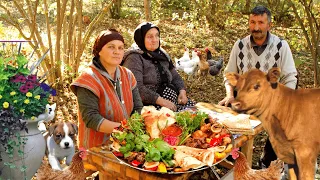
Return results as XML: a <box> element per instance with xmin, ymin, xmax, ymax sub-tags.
<box><xmin>0</xmin><ymin>95</ymin><xmax>2</xmax><ymax>99</ymax></box>
<box><xmin>20</xmin><ymin>109</ymin><xmax>25</xmax><ymax>113</ymax></box>
<box><xmin>24</xmin><ymin>99</ymin><xmax>30</xmax><ymax>104</ymax></box>
<box><xmin>3</xmin><ymin>102</ymin><xmax>9</xmax><ymax>108</ymax></box>
<box><xmin>34</xmin><ymin>95</ymin><xmax>41</xmax><ymax>100</ymax></box>
<box><xmin>10</xmin><ymin>91</ymin><xmax>16</xmax><ymax>96</ymax></box>
<box><xmin>26</xmin><ymin>92</ymin><xmax>33</xmax><ymax>97</ymax></box>
<box><xmin>31</xmin><ymin>116</ymin><xmax>36</xmax><ymax>120</ymax></box>
<box><xmin>13</xmin><ymin>100</ymin><xmax>18</xmax><ymax>103</ymax></box>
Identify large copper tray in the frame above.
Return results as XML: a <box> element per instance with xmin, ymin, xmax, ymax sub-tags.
<box><xmin>110</xmin><ymin>108</ymin><xmax>235</xmax><ymax>174</ymax></box>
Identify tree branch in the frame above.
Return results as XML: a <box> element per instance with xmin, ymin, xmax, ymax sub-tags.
<box><xmin>43</xmin><ymin>0</ymin><xmax>54</xmax><ymax>69</ymax></box>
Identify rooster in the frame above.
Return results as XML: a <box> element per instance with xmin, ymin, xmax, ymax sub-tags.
<box><xmin>37</xmin><ymin>148</ymin><xmax>93</xmax><ymax>180</ymax></box>
<box><xmin>205</xmin><ymin>47</ymin><xmax>224</xmax><ymax>76</ymax></box>
<box><xmin>232</xmin><ymin>149</ymin><xmax>284</xmax><ymax>180</ymax></box>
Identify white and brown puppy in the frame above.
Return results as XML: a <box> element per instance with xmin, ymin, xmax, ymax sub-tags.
<box><xmin>45</xmin><ymin>122</ymin><xmax>78</xmax><ymax>170</ymax></box>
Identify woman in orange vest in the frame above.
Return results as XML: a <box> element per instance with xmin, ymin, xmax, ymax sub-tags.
<box><xmin>71</xmin><ymin>29</ymin><xmax>143</xmax><ymax>149</ymax></box>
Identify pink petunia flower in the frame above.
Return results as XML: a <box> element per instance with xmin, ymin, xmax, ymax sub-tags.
<box><xmin>25</xmin><ymin>81</ymin><xmax>34</xmax><ymax>89</ymax></box>
<box><xmin>17</xmin><ymin>75</ymin><xmax>27</xmax><ymax>83</ymax></box>
<box><xmin>19</xmin><ymin>85</ymin><xmax>28</xmax><ymax>93</ymax></box>
<box><xmin>27</xmin><ymin>74</ymin><xmax>37</xmax><ymax>82</ymax></box>
<box><xmin>10</xmin><ymin>74</ymin><xmax>21</xmax><ymax>83</ymax></box>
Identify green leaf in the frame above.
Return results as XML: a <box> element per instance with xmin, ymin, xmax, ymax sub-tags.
<box><xmin>16</xmin><ymin>55</ymin><xmax>28</xmax><ymax>67</ymax></box>
<box><xmin>294</xmin><ymin>59</ymin><xmax>304</xmax><ymax>67</ymax></box>
<box><xmin>18</xmin><ymin>149</ymin><xmax>24</xmax><ymax>156</ymax></box>
<box><xmin>20</xmin><ymin>165</ymin><xmax>27</xmax><ymax>172</ymax></box>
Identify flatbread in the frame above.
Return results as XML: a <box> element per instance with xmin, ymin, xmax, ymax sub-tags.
<box><xmin>220</xmin><ymin>114</ymin><xmax>254</xmax><ymax>135</ymax></box>
<box><xmin>195</xmin><ymin>102</ymin><xmax>238</xmax><ymax>115</ymax></box>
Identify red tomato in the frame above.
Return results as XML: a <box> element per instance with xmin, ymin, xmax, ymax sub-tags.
<box><xmin>131</xmin><ymin>160</ymin><xmax>142</xmax><ymax>167</ymax></box>
<box><xmin>112</xmin><ymin>151</ymin><xmax>123</xmax><ymax>157</ymax></box>
<box><xmin>162</xmin><ymin>124</ymin><xmax>182</xmax><ymax>137</ymax></box>
<box><xmin>145</xmin><ymin>166</ymin><xmax>158</xmax><ymax>171</ymax></box>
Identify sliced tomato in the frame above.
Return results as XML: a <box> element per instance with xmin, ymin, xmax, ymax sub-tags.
<box><xmin>131</xmin><ymin>160</ymin><xmax>142</xmax><ymax>167</ymax></box>
<box><xmin>121</xmin><ymin>119</ymin><xmax>127</xmax><ymax>125</ymax></box>
<box><xmin>112</xmin><ymin>151</ymin><xmax>123</xmax><ymax>157</ymax></box>
<box><xmin>145</xmin><ymin>166</ymin><xmax>158</xmax><ymax>171</ymax></box>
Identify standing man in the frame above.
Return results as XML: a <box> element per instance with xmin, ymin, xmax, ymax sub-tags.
<box><xmin>219</xmin><ymin>5</ymin><xmax>297</xmax><ymax>106</ymax></box>
<box><xmin>218</xmin><ymin>5</ymin><xmax>298</xmax><ymax>179</ymax></box>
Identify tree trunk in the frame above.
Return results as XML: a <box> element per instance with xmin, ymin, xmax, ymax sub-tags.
<box><xmin>110</xmin><ymin>0</ymin><xmax>121</xmax><ymax>19</ymax></box>
<box><xmin>144</xmin><ymin>0</ymin><xmax>151</xmax><ymax>21</ymax></box>
<box><xmin>289</xmin><ymin>0</ymin><xmax>320</xmax><ymax>86</ymax></box>
<box><xmin>245</xmin><ymin>0</ymin><xmax>251</xmax><ymax>14</ymax></box>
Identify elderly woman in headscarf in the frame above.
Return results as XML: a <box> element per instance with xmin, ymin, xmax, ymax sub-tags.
<box><xmin>122</xmin><ymin>22</ymin><xmax>195</xmax><ymax>112</ymax></box>
<box><xmin>71</xmin><ymin>29</ymin><xmax>143</xmax><ymax>149</ymax></box>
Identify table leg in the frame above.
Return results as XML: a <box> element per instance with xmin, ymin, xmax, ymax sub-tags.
<box><xmin>241</xmin><ymin>139</ymin><xmax>254</xmax><ymax>167</ymax></box>
<box><xmin>219</xmin><ymin>160</ymin><xmax>234</xmax><ymax>169</ymax></box>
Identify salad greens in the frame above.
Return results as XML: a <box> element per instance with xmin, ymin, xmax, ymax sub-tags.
<box><xmin>176</xmin><ymin>111</ymin><xmax>208</xmax><ymax>145</ymax></box>
<box><xmin>127</xmin><ymin>112</ymin><xmax>146</xmax><ymax>136</ymax></box>
<box><xmin>113</xmin><ymin>130</ymin><xmax>175</xmax><ymax>162</ymax></box>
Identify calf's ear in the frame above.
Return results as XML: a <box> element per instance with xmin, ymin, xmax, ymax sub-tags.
<box><xmin>225</xmin><ymin>72</ymin><xmax>240</xmax><ymax>87</ymax></box>
<box><xmin>267</xmin><ymin>68</ymin><xmax>281</xmax><ymax>89</ymax></box>
<box><xmin>267</xmin><ymin>67</ymin><xmax>281</xmax><ymax>83</ymax></box>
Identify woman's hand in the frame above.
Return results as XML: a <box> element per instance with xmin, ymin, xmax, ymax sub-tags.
<box><xmin>178</xmin><ymin>90</ymin><xmax>188</xmax><ymax>105</ymax></box>
<box><xmin>156</xmin><ymin>97</ymin><xmax>177</xmax><ymax>111</ymax></box>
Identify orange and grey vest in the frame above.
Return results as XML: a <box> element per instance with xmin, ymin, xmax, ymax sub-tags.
<box><xmin>71</xmin><ymin>65</ymin><xmax>136</xmax><ymax>148</ymax></box>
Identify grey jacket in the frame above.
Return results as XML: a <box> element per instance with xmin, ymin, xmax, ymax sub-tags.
<box><xmin>122</xmin><ymin>47</ymin><xmax>185</xmax><ymax>105</ymax></box>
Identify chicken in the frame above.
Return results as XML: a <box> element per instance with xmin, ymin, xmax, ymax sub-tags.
<box><xmin>37</xmin><ymin>148</ymin><xmax>93</xmax><ymax>180</ymax></box>
<box><xmin>205</xmin><ymin>47</ymin><xmax>224</xmax><ymax>76</ymax></box>
<box><xmin>174</xmin><ymin>47</ymin><xmax>190</xmax><ymax>63</ymax></box>
<box><xmin>175</xmin><ymin>49</ymin><xmax>200</xmax><ymax>80</ymax></box>
<box><xmin>233</xmin><ymin>150</ymin><xmax>284</xmax><ymax>180</ymax></box>
<box><xmin>197</xmin><ymin>50</ymin><xmax>210</xmax><ymax>83</ymax></box>
<box><xmin>82</xmin><ymin>15</ymin><xmax>91</xmax><ymax>26</ymax></box>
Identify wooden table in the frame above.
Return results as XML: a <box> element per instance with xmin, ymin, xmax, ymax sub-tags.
<box><xmin>234</xmin><ymin>123</ymin><xmax>264</xmax><ymax>167</ymax></box>
<box><xmin>84</xmin><ymin>124</ymin><xmax>264</xmax><ymax>180</ymax></box>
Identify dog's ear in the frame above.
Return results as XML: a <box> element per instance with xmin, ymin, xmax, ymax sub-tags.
<box><xmin>72</xmin><ymin>123</ymin><xmax>78</xmax><ymax>134</ymax></box>
<box><xmin>49</xmin><ymin>124</ymin><xmax>58</xmax><ymax>136</ymax></box>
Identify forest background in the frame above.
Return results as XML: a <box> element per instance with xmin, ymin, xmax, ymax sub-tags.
<box><xmin>0</xmin><ymin>0</ymin><xmax>319</xmax><ymax>177</ymax></box>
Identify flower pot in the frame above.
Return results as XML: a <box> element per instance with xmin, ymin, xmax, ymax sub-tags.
<box><xmin>0</xmin><ymin>120</ymin><xmax>46</xmax><ymax>180</ymax></box>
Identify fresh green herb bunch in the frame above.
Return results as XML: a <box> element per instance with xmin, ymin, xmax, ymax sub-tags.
<box><xmin>0</xmin><ymin>107</ymin><xmax>28</xmax><ymax>174</ymax></box>
<box><xmin>176</xmin><ymin>111</ymin><xmax>208</xmax><ymax>145</ymax></box>
<box><xmin>0</xmin><ymin>55</ymin><xmax>56</xmax><ymax>119</ymax></box>
<box><xmin>127</xmin><ymin>112</ymin><xmax>146</xmax><ymax>136</ymax></box>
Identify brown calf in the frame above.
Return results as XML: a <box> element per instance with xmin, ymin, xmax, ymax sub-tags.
<box><xmin>226</xmin><ymin>67</ymin><xmax>320</xmax><ymax>180</ymax></box>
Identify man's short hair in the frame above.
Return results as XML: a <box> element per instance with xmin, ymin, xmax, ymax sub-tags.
<box><xmin>251</xmin><ymin>5</ymin><xmax>271</xmax><ymax>23</ymax></box>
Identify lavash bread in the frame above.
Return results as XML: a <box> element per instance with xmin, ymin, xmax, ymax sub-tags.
<box><xmin>221</xmin><ymin>114</ymin><xmax>254</xmax><ymax>134</ymax></box>
<box><xmin>174</xmin><ymin>150</ymin><xmax>205</xmax><ymax>171</ymax></box>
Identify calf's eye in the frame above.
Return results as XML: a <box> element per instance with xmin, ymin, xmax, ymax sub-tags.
<box><xmin>254</xmin><ymin>84</ymin><xmax>260</xmax><ymax>90</ymax></box>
